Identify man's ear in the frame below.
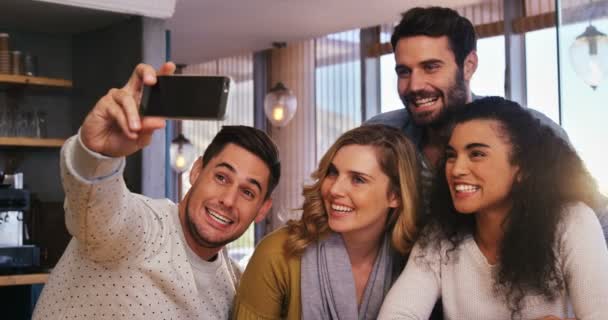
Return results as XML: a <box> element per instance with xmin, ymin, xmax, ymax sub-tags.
<box><xmin>189</xmin><ymin>157</ymin><xmax>203</xmax><ymax>185</ymax></box>
<box><xmin>463</xmin><ymin>50</ymin><xmax>478</xmax><ymax>81</ymax></box>
<box><xmin>254</xmin><ymin>198</ymin><xmax>273</xmax><ymax>223</ymax></box>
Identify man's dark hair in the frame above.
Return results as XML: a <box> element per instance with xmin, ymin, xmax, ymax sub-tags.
<box><xmin>202</xmin><ymin>125</ymin><xmax>280</xmax><ymax>199</ymax></box>
<box><xmin>391</xmin><ymin>6</ymin><xmax>477</xmax><ymax>67</ymax></box>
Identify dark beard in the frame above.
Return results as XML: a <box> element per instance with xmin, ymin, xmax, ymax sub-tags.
<box><xmin>402</xmin><ymin>68</ymin><xmax>468</xmax><ymax>129</ymax></box>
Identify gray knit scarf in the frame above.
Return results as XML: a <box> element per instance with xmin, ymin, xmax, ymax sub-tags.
<box><xmin>300</xmin><ymin>232</ymin><xmax>395</xmax><ymax>320</ymax></box>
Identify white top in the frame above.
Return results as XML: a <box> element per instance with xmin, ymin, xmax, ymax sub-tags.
<box><xmin>33</xmin><ymin>134</ymin><xmax>241</xmax><ymax>320</ymax></box>
<box><xmin>378</xmin><ymin>203</ymin><xmax>608</xmax><ymax>320</ymax></box>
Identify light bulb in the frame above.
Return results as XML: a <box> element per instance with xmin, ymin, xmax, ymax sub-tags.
<box><xmin>170</xmin><ymin>134</ymin><xmax>196</xmax><ymax>173</ymax></box>
<box><xmin>264</xmin><ymin>82</ymin><xmax>297</xmax><ymax>127</ymax></box>
<box><xmin>272</xmin><ymin>105</ymin><xmax>285</xmax><ymax>121</ymax></box>
<box><xmin>174</xmin><ymin>153</ymin><xmax>187</xmax><ymax>170</ymax></box>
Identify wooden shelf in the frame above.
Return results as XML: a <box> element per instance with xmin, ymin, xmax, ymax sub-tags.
<box><xmin>0</xmin><ymin>137</ymin><xmax>65</xmax><ymax>147</ymax></box>
<box><xmin>0</xmin><ymin>74</ymin><xmax>72</xmax><ymax>88</ymax></box>
<box><xmin>0</xmin><ymin>273</ymin><xmax>49</xmax><ymax>287</ymax></box>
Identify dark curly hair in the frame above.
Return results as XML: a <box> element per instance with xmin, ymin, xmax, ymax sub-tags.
<box><xmin>418</xmin><ymin>96</ymin><xmax>602</xmax><ymax>319</ymax></box>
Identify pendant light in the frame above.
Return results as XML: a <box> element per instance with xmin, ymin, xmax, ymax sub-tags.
<box><xmin>264</xmin><ymin>42</ymin><xmax>297</xmax><ymax>127</ymax></box>
<box><xmin>569</xmin><ymin>2</ymin><xmax>608</xmax><ymax>90</ymax></box>
<box><xmin>170</xmin><ymin>133</ymin><xmax>196</xmax><ymax>173</ymax></box>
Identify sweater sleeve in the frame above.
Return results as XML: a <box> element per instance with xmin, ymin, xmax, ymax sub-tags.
<box><xmin>559</xmin><ymin>203</ymin><xmax>608</xmax><ymax>320</ymax></box>
<box><xmin>61</xmin><ymin>134</ymin><xmax>165</xmax><ymax>263</ymax></box>
<box><xmin>378</xmin><ymin>242</ymin><xmax>441</xmax><ymax>320</ymax></box>
<box><xmin>233</xmin><ymin>228</ymin><xmax>299</xmax><ymax>320</ymax></box>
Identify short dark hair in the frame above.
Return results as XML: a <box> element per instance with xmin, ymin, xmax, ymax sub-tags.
<box><xmin>391</xmin><ymin>6</ymin><xmax>477</xmax><ymax>67</ymax></box>
<box><xmin>202</xmin><ymin>125</ymin><xmax>280</xmax><ymax>199</ymax></box>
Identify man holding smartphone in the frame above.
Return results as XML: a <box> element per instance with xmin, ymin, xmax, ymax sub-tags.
<box><xmin>33</xmin><ymin>62</ymin><xmax>281</xmax><ymax>319</ymax></box>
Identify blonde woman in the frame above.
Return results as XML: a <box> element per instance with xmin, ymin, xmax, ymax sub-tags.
<box><xmin>232</xmin><ymin>124</ymin><xmax>421</xmax><ymax>320</ymax></box>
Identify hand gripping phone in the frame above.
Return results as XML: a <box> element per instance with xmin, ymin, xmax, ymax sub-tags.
<box><xmin>140</xmin><ymin>75</ymin><xmax>231</xmax><ymax>120</ymax></box>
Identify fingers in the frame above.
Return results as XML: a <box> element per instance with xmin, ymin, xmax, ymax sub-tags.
<box><xmin>124</xmin><ymin>63</ymin><xmax>157</xmax><ymax>95</ymax></box>
<box><xmin>141</xmin><ymin>116</ymin><xmax>167</xmax><ymax>131</ymax></box>
<box><xmin>123</xmin><ymin>62</ymin><xmax>176</xmax><ymax>93</ymax></box>
<box><xmin>134</xmin><ymin>119</ymin><xmax>167</xmax><ymax>148</ymax></box>
<box><xmin>158</xmin><ymin>61</ymin><xmax>176</xmax><ymax>76</ymax></box>
<box><xmin>110</xmin><ymin>89</ymin><xmax>141</xmax><ymax>132</ymax></box>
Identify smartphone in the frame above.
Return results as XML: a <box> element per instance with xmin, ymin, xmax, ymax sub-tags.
<box><xmin>140</xmin><ymin>75</ymin><xmax>230</xmax><ymax>120</ymax></box>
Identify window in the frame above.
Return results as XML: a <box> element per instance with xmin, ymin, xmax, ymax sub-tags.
<box><xmin>315</xmin><ymin>29</ymin><xmax>362</xmax><ymax>158</ymax></box>
<box><xmin>380</xmin><ymin>53</ymin><xmax>402</xmax><ymax>113</ymax></box>
<box><xmin>526</xmin><ymin>28</ymin><xmax>560</xmax><ymax>123</ymax></box>
<box><xmin>470</xmin><ymin>35</ymin><xmax>505</xmax><ymax>97</ymax></box>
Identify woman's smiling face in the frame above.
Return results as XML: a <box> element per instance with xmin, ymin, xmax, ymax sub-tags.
<box><xmin>320</xmin><ymin>144</ymin><xmax>400</xmax><ymax>239</ymax></box>
<box><xmin>445</xmin><ymin>119</ymin><xmax>520</xmax><ymax>217</ymax></box>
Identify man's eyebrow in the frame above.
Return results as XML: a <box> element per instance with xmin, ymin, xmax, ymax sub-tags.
<box><xmin>215</xmin><ymin>162</ymin><xmax>263</xmax><ymax>193</ymax></box>
<box><xmin>420</xmin><ymin>58</ymin><xmax>444</xmax><ymax>65</ymax></box>
<box><xmin>246</xmin><ymin>178</ymin><xmax>263</xmax><ymax>194</ymax></box>
<box><xmin>215</xmin><ymin>162</ymin><xmax>236</xmax><ymax>173</ymax></box>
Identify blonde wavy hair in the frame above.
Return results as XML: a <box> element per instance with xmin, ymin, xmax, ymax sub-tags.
<box><xmin>284</xmin><ymin>124</ymin><xmax>421</xmax><ymax>256</ymax></box>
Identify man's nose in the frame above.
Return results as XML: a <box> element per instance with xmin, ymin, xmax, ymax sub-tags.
<box><xmin>408</xmin><ymin>70</ymin><xmax>426</xmax><ymax>92</ymax></box>
<box><xmin>219</xmin><ymin>185</ymin><xmax>239</xmax><ymax>208</ymax></box>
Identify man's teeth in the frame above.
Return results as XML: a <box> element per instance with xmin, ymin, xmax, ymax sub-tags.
<box><xmin>455</xmin><ymin>184</ymin><xmax>479</xmax><ymax>192</ymax></box>
<box><xmin>331</xmin><ymin>204</ymin><xmax>353</xmax><ymax>213</ymax></box>
<box><xmin>415</xmin><ymin>97</ymin><xmax>438</xmax><ymax>107</ymax></box>
<box><xmin>208</xmin><ymin>208</ymin><xmax>233</xmax><ymax>225</ymax></box>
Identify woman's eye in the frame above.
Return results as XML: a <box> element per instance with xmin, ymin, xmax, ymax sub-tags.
<box><xmin>471</xmin><ymin>150</ymin><xmax>485</xmax><ymax>158</ymax></box>
<box><xmin>353</xmin><ymin>175</ymin><xmax>366</xmax><ymax>184</ymax></box>
<box><xmin>445</xmin><ymin>151</ymin><xmax>456</xmax><ymax>160</ymax></box>
<box><xmin>326</xmin><ymin>167</ymin><xmax>338</xmax><ymax>177</ymax></box>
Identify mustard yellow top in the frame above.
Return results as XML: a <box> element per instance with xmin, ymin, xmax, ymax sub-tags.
<box><xmin>232</xmin><ymin>228</ymin><xmax>302</xmax><ymax>320</ymax></box>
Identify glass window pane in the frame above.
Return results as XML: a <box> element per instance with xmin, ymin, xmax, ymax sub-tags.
<box><xmin>470</xmin><ymin>35</ymin><xmax>505</xmax><ymax>97</ymax></box>
<box><xmin>315</xmin><ymin>29</ymin><xmax>362</xmax><ymax>159</ymax></box>
<box><xmin>380</xmin><ymin>53</ymin><xmax>402</xmax><ymax>113</ymax></box>
<box><xmin>526</xmin><ymin>28</ymin><xmax>560</xmax><ymax>123</ymax></box>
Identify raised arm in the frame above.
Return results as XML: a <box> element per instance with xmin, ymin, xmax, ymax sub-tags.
<box><xmin>62</xmin><ymin>62</ymin><xmax>175</xmax><ymax>262</ymax></box>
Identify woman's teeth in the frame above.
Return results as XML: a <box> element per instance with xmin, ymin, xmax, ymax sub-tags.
<box><xmin>455</xmin><ymin>184</ymin><xmax>479</xmax><ymax>193</ymax></box>
<box><xmin>331</xmin><ymin>204</ymin><xmax>353</xmax><ymax>212</ymax></box>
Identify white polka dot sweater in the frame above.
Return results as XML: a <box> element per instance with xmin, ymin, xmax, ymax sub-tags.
<box><xmin>33</xmin><ymin>135</ymin><xmax>241</xmax><ymax>319</ymax></box>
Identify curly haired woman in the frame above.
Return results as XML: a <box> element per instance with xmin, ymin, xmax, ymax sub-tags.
<box><xmin>379</xmin><ymin>97</ymin><xmax>608</xmax><ymax>320</ymax></box>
